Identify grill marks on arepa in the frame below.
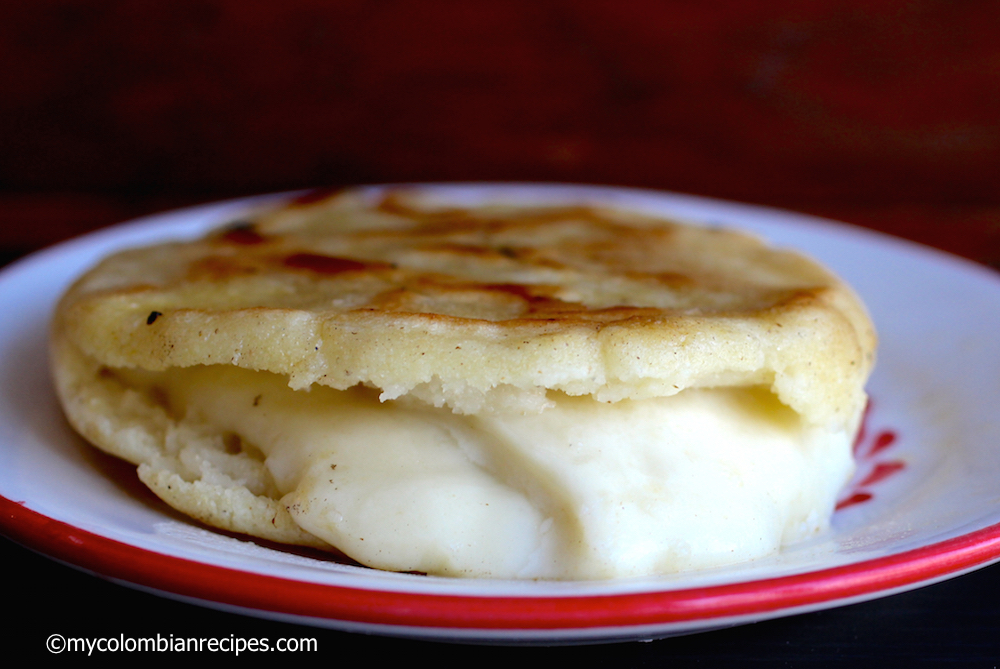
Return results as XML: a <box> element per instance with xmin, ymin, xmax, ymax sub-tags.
<box><xmin>185</xmin><ymin>199</ymin><xmax>826</xmax><ymax>324</ymax></box>
<box><xmin>55</xmin><ymin>188</ymin><xmax>875</xmax><ymax>427</ymax></box>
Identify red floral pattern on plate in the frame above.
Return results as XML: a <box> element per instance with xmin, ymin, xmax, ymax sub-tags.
<box><xmin>836</xmin><ymin>401</ymin><xmax>903</xmax><ymax>511</ymax></box>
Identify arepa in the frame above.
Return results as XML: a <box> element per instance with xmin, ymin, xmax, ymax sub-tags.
<box><xmin>51</xmin><ymin>186</ymin><xmax>876</xmax><ymax>579</ymax></box>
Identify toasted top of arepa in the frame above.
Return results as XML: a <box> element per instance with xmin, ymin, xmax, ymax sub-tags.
<box><xmin>53</xmin><ymin>187</ymin><xmax>876</xmax><ymax>429</ymax></box>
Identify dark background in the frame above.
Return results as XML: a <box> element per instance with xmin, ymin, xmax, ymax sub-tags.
<box><xmin>4</xmin><ymin>0</ymin><xmax>1000</xmax><ymax>663</ymax></box>
<box><xmin>3</xmin><ymin>1</ymin><xmax>1000</xmax><ymax>265</ymax></box>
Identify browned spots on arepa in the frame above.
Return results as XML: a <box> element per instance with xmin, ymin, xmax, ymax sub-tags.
<box><xmin>362</xmin><ymin>279</ymin><xmax>564</xmax><ymax>321</ymax></box>
<box><xmin>219</xmin><ymin>224</ymin><xmax>267</xmax><ymax>246</ymax></box>
<box><xmin>282</xmin><ymin>253</ymin><xmax>393</xmax><ymax>275</ymax></box>
<box><xmin>375</xmin><ymin>194</ymin><xmax>671</xmax><ymax>239</ymax></box>
<box><xmin>359</xmin><ymin>277</ymin><xmax>666</xmax><ymax>324</ymax></box>
<box><xmin>627</xmin><ymin>271</ymin><xmax>697</xmax><ymax>288</ymax></box>
<box><xmin>185</xmin><ymin>250</ymin><xmax>394</xmax><ymax>282</ymax></box>
<box><xmin>187</xmin><ymin>254</ymin><xmax>265</xmax><ymax>281</ymax></box>
<box><xmin>290</xmin><ymin>187</ymin><xmax>344</xmax><ymax>206</ymax></box>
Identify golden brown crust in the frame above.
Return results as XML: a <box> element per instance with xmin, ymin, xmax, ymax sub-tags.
<box><xmin>53</xmin><ymin>187</ymin><xmax>875</xmax><ymax>427</ymax></box>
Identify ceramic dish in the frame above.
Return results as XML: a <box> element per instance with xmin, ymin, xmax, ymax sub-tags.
<box><xmin>3</xmin><ymin>184</ymin><xmax>1000</xmax><ymax>643</ymax></box>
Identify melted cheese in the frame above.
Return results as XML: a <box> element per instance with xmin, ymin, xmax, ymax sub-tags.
<box><xmin>134</xmin><ymin>366</ymin><xmax>853</xmax><ymax>579</ymax></box>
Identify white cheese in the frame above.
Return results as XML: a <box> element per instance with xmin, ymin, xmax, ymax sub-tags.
<box><xmin>137</xmin><ymin>366</ymin><xmax>853</xmax><ymax>579</ymax></box>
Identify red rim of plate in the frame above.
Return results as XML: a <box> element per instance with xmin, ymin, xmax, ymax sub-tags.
<box><xmin>4</xmin><ymin>494</ymin><xmax>1000</xmax><ymax>631</ymax></box>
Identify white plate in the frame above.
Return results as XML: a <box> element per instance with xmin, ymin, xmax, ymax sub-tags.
<box><xmin>3</xmin><ymin>184</ymin><xmax>1000</xmax><ymax>644</ymax></box>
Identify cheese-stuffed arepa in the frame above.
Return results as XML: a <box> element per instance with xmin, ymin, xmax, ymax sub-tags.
<box><xmin>51</xmin><ymin>186</ymin><xmax>876</xmax><ymax>579</ymax></box>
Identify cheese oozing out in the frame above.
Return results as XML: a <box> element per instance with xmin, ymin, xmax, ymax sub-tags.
<box><xmin>128</xmin><ymin>365</ymin><xmax>854</xmax><ymax>580</ymax></box>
